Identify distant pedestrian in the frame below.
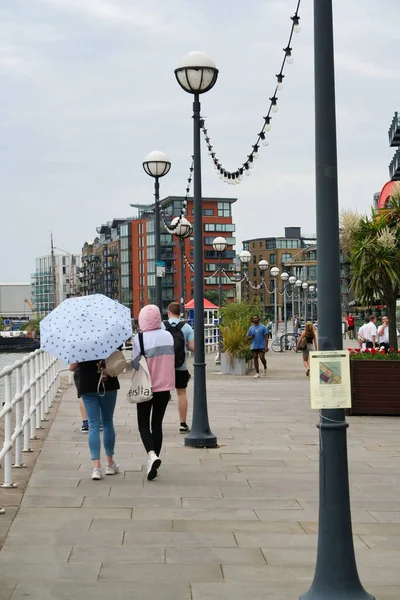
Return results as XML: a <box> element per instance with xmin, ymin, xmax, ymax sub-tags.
<box><xmin>247</xmin><ymin>315</ymin><xmax>269</xmax><ymax>379</ymax></box>
<box><xmin>357</xmin><ymin>317</ymin><xmax>370</xmax><ymax>351</ymax></box>
<box><xmin>267</xmin><ymin>319</ymin><xmax>273</xmax><ymax>339</ymax></box>
<box><xmin>293</xmin><ymin>314</ymin><xmax>300</xmax><ymax>335</ymax></box>
<box><xmin>346</xmin><ymin>313</ymin><xmax>355</xmax><ymax>340</ymax></box>
<box><xmin>378</xmin><ymin>316</ymin><xmax>390</xmax><ymax>352</ymax></box>
<box><xmin>363</xmin><ymin>315</ymin><xmax>377</xmax><ymax>349</ymax></box>
<box><xmin>70</xmin><ymin>360</ymin><xmax>120</xmax><ymax>480</ymax></box>
<box><xmin>132</xmin><ymin>305</ymin><xmax>175</xmax><ymax>481</ymax></box>
<box><xmin>162</xmin><ymin>302</ymin><xmax>194</xmax><ymax>434</ymax></box>
<box><xmin>296</xmin><ymin>321</ymin><xmax>318</xmax><ymax>377</ymax></box>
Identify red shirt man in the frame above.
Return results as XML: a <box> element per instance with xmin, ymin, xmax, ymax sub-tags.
<box><xmin>347</xmin><ymin>314</ymin><xmax>355</xmax><ymax>339</ymax></box>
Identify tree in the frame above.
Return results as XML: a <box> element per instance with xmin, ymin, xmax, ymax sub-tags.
<box><xmin>204</xmin><ymin>289</ymin><xmax>226</xmax><ymax>307</ymax></box>
<box><xmin>20</xmin><ymin>317</ymin><xmax>42</xmax><ymax>336</ymax></box>
<box><xmin>0</xmin><ymin>317</ymin><xmax>3</xmax><ymax>331</ymax></box>
<box><xmin>343</xmin><ymin>185</ymin><xmax>400</xmax><ymax>350</ymax></box>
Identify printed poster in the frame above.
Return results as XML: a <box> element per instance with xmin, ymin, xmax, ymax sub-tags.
<box><xmin>309</xmin><ymin>350</ymin><xmax>351</xmax><ymax>409</ymax></box>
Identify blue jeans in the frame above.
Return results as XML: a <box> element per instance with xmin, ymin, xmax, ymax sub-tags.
<box><xmin>81</xmin><ymin>391</ymin><xmax>117</xmax><ymax>460</ymax></box>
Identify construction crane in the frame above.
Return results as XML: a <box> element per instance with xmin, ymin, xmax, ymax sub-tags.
<box><xmin>24</xmin><ymin>298</ymin><xmax>37</xmax><ymax>317</ymax></box>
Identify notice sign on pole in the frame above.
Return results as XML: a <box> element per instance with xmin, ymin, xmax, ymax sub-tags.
<box><xmin>309</xmin><ymin>350</ymin><xmax>351</xmax><ymax>409</ymax></box>
<box><xmin>156</xmin><ymin>261</ymin><xmax>166</xmax><ymax>278</ymax></box>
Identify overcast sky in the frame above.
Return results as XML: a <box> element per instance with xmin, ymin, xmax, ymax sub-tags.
<box><xmin>1</xmin><ymin>0</ymin><xmax>398</xmax><ymax>281</ymax></box>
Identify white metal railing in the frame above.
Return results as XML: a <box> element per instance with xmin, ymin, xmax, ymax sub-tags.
<box><xmin>205</xmin><ymin>325</ymin><xmax>220</xmax><ymax>354</ymax></box>
<box><xmin>0</xmin><ymin>350</ymin><xmax>60</xmax><ymax>495</ymax></box>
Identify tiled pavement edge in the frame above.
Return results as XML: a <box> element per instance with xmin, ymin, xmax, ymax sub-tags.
<box><xmin>0</xmin><ymin>351</ymin><xmax>399</xmax><ymax>599</ymax></box>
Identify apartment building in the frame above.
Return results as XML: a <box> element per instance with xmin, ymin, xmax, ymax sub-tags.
<box><xmin>31</xmin><ymin>253</ymin><xmax>81</xmax><ymax>315</ymax></box>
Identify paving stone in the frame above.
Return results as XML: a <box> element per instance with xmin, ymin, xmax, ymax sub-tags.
<box><xmin>99</xmin><ymin>562</ymin><xmax>223</xmax><ymax>583</ymax></box>
<box><xmin>10</xmin><ymin>582</ymin><xmax>191</xmax><ymax>600</ymax></box>
<box><xmin>165</xmin><ymin>546</ymin><xmax>266</xmax><ymax>565</ymax></box>
<box><xmin>191</xmin><ymin>583</ymin><xmax>302</xmax><ymax>600</ymax></box>
<box><xmin>123</xmin><ymin>531</ymin><xmax>236</xmax><ymax>547</ymax></box>
<box><xmin>0</xmin><ymin>544</ymin><xmax>72</xmax><ymax>563</ymax></box>
<box><xmin>69</xmin><ymin>544</ymin><xmax>165</xmax><ymax>563</ymax></box>
<box><xmin>172</xmin><ymin>519</ymin><xmax>305</xmax><ymax>533</ymax></box>
<box><xmin>0</xmin><ymin>562</ymin><xmax>102</xmax><ymax>584</ymax></box>
<box><xmin>82</xmin><ymin>496</ymin><xmax>182</xmax><ymax>508</ymax></box>
<box><xmin>90</xmin><ymin>518</ymin><xmax>173</xmax><ymax>532</ymax></box>
<box><xmin>181</xmin><ymin>497</ymin><xmax>300</xmax><ymax>509</ymax></box>
<box><xmin>21</xmin><ymin>495</ymin><xmax>84</xmax><ymax>508</ymax></box>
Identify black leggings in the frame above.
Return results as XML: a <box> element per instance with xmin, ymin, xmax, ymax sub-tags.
<box><xmin>136</xmin><ymin>391</ymin><xmax>170</xmax><ymax>455</ymax></box>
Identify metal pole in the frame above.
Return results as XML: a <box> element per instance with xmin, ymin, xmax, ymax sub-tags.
<box><xmin>154</xmin><ymin>177</ymin><xmax>162</xmax><ymax>315</ymax></box>
<box><xmin>179</xmin><ymin>238</ymin><xmax>185</xmax><ymax>317</ymax></box>
<box><xmin>262</xmin><ymin>280</ymin><xmax>265</xmax><ymax>320</ymax></box>
<box><xmin>292</xmin><ymin>288</ymin><xmax>295</xmax><ymax>333</ymax></box>
<box><xmin>185</xmin><ymin>93</ymin><xmax>217</xmax><ymax>449</ymax></box>
<box><xmin>304</xmin><ymin>290</ymin><xmax>308</xmax><ymax>323</ymax></box>
<box><xmin>274</xmin><ymin>281</ymin><xmax>278</xmax><ymax>338</ymax></box>
<box><xmin>218</xmin><ymin>252</ymin><xmax>223</xmax><ymax>315</ymax></box>
<box><xmin>299</xmin><ymin>1</ymin><xmax>374</xmax><ymax>598</ymax></box>
<box><xmin>298</xmin><ymin>290</ymin><xmax>301</xmax><ymax>323</ymax></box>
<box><xmin>283</xmin><ymin>283</ymin><xmax>287</xmax><ymax>334</ymax></box>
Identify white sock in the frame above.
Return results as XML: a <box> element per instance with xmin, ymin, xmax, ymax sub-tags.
<box><xmin>148</xmin><ymin>451</ymin><xmax>157</xmax><ymax>460</ymax></box>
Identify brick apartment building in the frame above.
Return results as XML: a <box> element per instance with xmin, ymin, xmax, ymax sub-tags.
<box><xmin>79</xmin><ymin>196</ymin><xmax>237</xmax><ymax>319</ymax></box>
<box><xmin>130</xmin><ymin>196</ymin><xmax>237</xmax><ymax>317</ymax></box>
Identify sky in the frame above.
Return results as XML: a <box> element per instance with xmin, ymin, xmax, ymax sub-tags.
<box><xmin>1</xmin><ymin>0</ymin><xmax>399</xmax><ymax>282</ymax></box>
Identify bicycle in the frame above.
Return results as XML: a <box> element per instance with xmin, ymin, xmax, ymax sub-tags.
<box><xmin>271</xmin><ymin>332</ymin><xmax>301</xmax><ymax>352</ymax></box>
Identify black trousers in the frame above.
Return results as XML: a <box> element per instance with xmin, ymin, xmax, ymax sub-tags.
<box><xmin>137</xmin><ymin>391</ymin><xmax>170</xmax><ymax>455</ymax></box>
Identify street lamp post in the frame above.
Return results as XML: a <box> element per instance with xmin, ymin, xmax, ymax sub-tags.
<box><xmin>299</xmin><ymin>1</ymin><xmax>374</xmax><ymax>598</ymax></box>
<box><xmin>143</xmin><ymin>151</ymin><xmax>171</xmax><ymax>316</ymax></box>
<box><xmin>239</xmin><ymin>250</ymin><xmax>251</xmax><ymax>302</ymax></box>
<box><xmin>309</xmin><ymin>285</ymin><xmax>315</xmax><ymax>322</ymax></box>
<box><xmin>289</xmin><ymin>276</ymin><xmax>296</xmax><ymax>331</ymax></box>
<box><xmin>302</xmin><ymin>282</ymin><xmax>309</xmax><ymax>322</ymax></box>
<box><xmin>170</xmin><ymin>216</ymin><xmax>193</xmax><ymax>317</ymax></box>
<box><xmin>295</xmin><ymin>279</ymin><xmax>302</xmax><ymax>324</ymax></box>
<box><xmin>175</xmin><ymin>51</ymin><xmax>218</xmax><ymax>448</ymax></box>
<box><xmin>280</xmin><ymin>272</ymin><xmax>289</xmax><ymax>333</ymax></box>
<box><xmin>213</xmin><ymin>236</ymin><xmax>228</xmax><ymax>364</ymax></box>
<box><xmin>258</xmin><ymin>260</ymin><xmax>269</xmax><ymax>319</ymax></box>
<box><xmin>270</xmin><ymin>266</ymin><xmax>280</xmax><ymax>338</ymax></box>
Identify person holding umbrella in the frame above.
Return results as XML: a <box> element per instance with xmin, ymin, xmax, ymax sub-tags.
<box><xmin>40</xmin><ymin>294</ymin><xmax>132</xmax><ymax>480</ymax></box>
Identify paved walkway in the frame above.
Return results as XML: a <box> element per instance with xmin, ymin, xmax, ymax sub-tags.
<box><xmin>0</xmin><ymin>349</ymin><xmax>400</xmax><ymax>599</ymax></box>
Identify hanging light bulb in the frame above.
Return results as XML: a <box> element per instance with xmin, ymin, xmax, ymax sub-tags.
<box><xmin>284</xmin><ymin>46</ymin><xmax>293</xmax><ymax>64</ymax></box>
<box><xmin>291</xmin><ymin>15</ymin><xmax>301</xmax><ymax>33</ymax></box>
<box><xmin>272</xmin><ymin>103</ymin><xmax>278</xmax><ymax>113</ymax></box>
<box><xmin>252</xmin><ymin>145</ymin><xmax>259</xmax><ymax>159</ymax></box>
<box><xmin>246</xmin><ymin>169</ymin><xmax>251</xmax><ymax>177</ymax></box>
<box><xmin>265</xmin><ymin>116</ymin><xmax>272</xmax><ymax>131</ymax></box>
<box><xmin>276</xmin><ymin>73</ymin><xmax>285</xmax><ymax>90</ymax></box>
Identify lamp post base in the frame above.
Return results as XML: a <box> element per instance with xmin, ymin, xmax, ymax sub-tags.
<box><xmin>300</xmin><ymin>588</ymin><xmax>375</xmax><ymax>600</ymax></box>
<box><xmin>184</xmin><ymin>431</ymin><xmax>218</xmax><ymax>448</ymax></box>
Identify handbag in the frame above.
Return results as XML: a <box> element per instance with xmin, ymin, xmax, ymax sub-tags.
<box><xmin>298</xmin><ymin>336</ymin><xmax>307</xmax><ymax>350</ymax></box>
<box><xmin>97</xmin><ymin>349</ymin><xmax>128</xmax><ymax>396</ymax></box>
<box><xmin>127</xmin><ymin>332</ymin><xmax>153</xmax><ymax>404</ymax></box>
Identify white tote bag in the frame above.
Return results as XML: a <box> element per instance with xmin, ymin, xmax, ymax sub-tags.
<box><xmin>127</xmin><ymin>333</ymin><xmax>153</xmax><ymax>404</ymax></box>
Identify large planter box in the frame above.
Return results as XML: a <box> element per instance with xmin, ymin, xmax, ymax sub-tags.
<box><xmin>220</xmin><ymin>353</ymin><xmax>253</xmax><ymax>376</ymax></box>
<box><xmin>348</xmin><ymin>360</ymin><xmax>400</xmax><ymax>416</ymax></box>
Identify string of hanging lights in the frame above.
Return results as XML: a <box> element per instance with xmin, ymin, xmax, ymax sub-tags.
<box><xmin>200</xmin><ymin>0</ymin><xmax>301</xmax><ymax>185</ymax></box>
<box><xmin>161</xmin><ymin>158</ymin><xmax>194</xmax><ymax>232</ymax></box>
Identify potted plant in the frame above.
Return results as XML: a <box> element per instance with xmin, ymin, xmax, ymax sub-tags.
<box><xmin>348</xmin><ymin>347</ymin><xmax>400</xmax><ymax>416</ymax></box>
<box><xmin>219</xmin><ymin>321</ymin><xmax>253</xmax><ymax>376</ymax></box>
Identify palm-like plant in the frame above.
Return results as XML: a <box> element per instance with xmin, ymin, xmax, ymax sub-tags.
<box><xmin>348</xmin><ymin>191</ymin><xmax>400</xmax><ymax>350</ymax></box>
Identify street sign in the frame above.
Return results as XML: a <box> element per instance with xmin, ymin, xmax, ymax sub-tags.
<box><xmin>156</xmin><ymin>261</ymin><xmax>166</xmax><ymax>278</ymax></box>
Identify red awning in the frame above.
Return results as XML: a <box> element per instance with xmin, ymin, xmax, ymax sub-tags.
<box><xmin>184</xmin><ymin>298</ymin><xmax>219</xmax><ymax>310</ymax></box>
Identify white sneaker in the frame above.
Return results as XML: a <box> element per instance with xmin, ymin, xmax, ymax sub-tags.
<box><xmin>254</xmin><ymin>373</ymin><xmax>260</xmax><ymax>378</ymax></box>
<box><xmin>264</xmin><ymin>368</ymin><xmax>267</xmax><ymax>375</ymax></box>
<box><xmin>147</xmin><ymin>452</ymin><xmax>161</xmax><ymax>481</ymax></box>
<box><xmin>91</xmin><ymin>468</ymin><xmax>103</xmax><ymax>480</ymax></box>
<box><xmin>105</xmin><ymin>462</ymin><xmax>120</xmax><ymax>476</ymax></box>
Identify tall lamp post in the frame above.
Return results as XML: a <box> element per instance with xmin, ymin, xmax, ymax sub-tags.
<box><xmin>143</xmin><ymin>150</ymin><xmax>171</xmax><ymax>315</ymax></box>
<box><xmin>308</xmin><ymin>285</ymin><xmax>315</xmax><ymax>322</ymax></box>
<box><xmin>258</xmin><ymin>260</ymin><xmax>269</xmax><ymax>319</ymax></box>
<box><xmin>175</xmin><ymin>51</ymin><xmax>218</xmax><ymax>448</ymax></box>
<box><xmin>300</xmin><ymin>1</ymin><xmax>374</xmax><ymax>598</ymax></box>
<box><xmin>213</xmin><ymin>236</ymin><xmax>228</xmax><ymax>364</ymax></box>
<box><xmin>170</xmin><ymin>216</ymin><xmax>193</xmax><ymax>317</ymax></box>
<box><xmin>239</xmin><ymin>250</ymin><xmax>251</xmax><ymax>302</ymax></box>
<box><xmin>270</xmin><ymin>266</ymin><xmax>280</xmax><ymax>338</ymax></box>
<box><xmin>302</xmin><ymin>281</ymin><xmax>309</xmax><ymax>322</ymax></box>
<box><xmin>289</xmin><ymin>275</ymin><xmax>296</xmax><ymax>331</ymax></box>
<box><xmin>295</xmin><ymin>279</ymin><xmax>302</xmax><ymax>324</ymax></box>
<box><xmin>280</xmin><ymin>272</ymin><xmax>289</xmax><ymax>333</ymax></box>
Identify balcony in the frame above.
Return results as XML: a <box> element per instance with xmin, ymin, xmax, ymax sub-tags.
<box><xmin>388</xmin><ymin>112</ymin><xmax>400</xmax><ymax>147</ymax></box>
<box><xmin>389</xmin><ymin>148</ymin><xmax>400</xmax><ymax>181</ymax></box>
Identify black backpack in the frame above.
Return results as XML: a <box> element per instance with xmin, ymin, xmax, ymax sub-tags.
<box><xmin>164</xmin><ymin>321</ymin><xmax>186</xmax><ymax>368</ymax></box>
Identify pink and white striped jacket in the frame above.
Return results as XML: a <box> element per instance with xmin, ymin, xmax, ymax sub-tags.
<box><xmin>131</xmin><ymin>305</ymin><xmax>175</xmax><ymax>393</ymax></box>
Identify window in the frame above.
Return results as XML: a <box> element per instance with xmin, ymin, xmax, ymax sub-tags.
<box><xmin>139</xmin><ymin>276</ymin><xmax>144</xmax><ymax>287</ymax></box>
<box><xmin>121</xmin><ymin>275</ymin><xmax>130</xmax><ymax>288</ymax></box>
<box><xmin>120</xmin><ymin>224</ymin><xmax>128</xmax><ymax>237</ymax></box>
<box><xmin>139</xmin><ymin>263</ymin><xmax>144</xmax><ymax>274</ymax></box>
<box><xmin>138</xmin><ymin>223</ymin><xmax>144</xmax><ymax>235</ymax></box>
<box><xmin>282</xmin><ymin>253</ymin><xmax>292</xmax><ymax>263</ymax></box>
<box><xmin>309</xmin><ymin>250</ymin><xmax>317</xmax><ymax>260</ymax></box>
<box><xmin>120</xmin><ymin>250</ymin><xmax>129</xmax><ymax>263</ymax></box>
<box><xmin>252</xmin><ymin>255</ymin><xmax>256</xmax><ymax>264</ymax></box>
<box><xmin>269</xmin><ymin>294</ymin><xmax>274</xmax><ymax>304</ymax></box>
<box><xmin>252</xmin><ymin>242</ymin><xmax>256</xmax><ymax>249</ymax></box>
<box><xmin>266</xmin><ymin>239</ymin><xmax>276</xmax><ymax>249</ymax></box>
<box><xmin>307</xmin><ymin>266</ymin><xmax>317</xmax><ymax>280</ymax></box>
<box><xmin>253</xmin><ymin>268</ymin><xmax>257</xmax><ymax>277</ymax></box>
<box><xmin>204</xmin><ymin>236</ymin><xmax>235</xmax><ymax>246</ymax></box>
<box><xmin>269</xmin><ymin>254</ymin><xmax>276</xmax><ymax>265</ymax></box>
<box><xmin>121</xmin><ymin>263</ymin><xmax>129</xmax><ymax>276</ymax></box>
<box><xmin>217</xmin><ymin>202</ymin><xmax>231</xmax><ymax>217</ymax></box>
<box><xmin>204</xmin><ymin>223</ymin><xmax>235</xmax><ymax>232</ymax></box>
<box><xmin>191</xmin><ymin>208</ymin><xmax>214</xmax><ymax>216</ymax></box>
<box><xmin>259</xmin><ymin>241</ymin><xmax>263</xmax><ymax>248</ymax></box>
<box><xmin>146</xmin><ymin>233</ymin><xmax>155</xmax><ymax>247</ymax></box>
<box><xmin>147</xmin><ymin>220</ymin><xmax>154</xmax><ymax>233</ymax></box>
<box><xmin>120</xmin><ymin>237</ymin><xmax>129</xmax><ymax>250</ymax></box>
<box><xmin>139</xmin><ymin>289</ymin><xmax>144</xmax><ymax>301</ymax></box>
<box><xmin>147</xmin><ymin>274</ymin><xmax>155</xmax><ymax>287</ymax></box>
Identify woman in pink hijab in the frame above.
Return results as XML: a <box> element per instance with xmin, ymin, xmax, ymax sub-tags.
<box><xmin>131</xmin><ymin>304</ymin><xmax>175</xmax><ymax>480</ymax></box>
